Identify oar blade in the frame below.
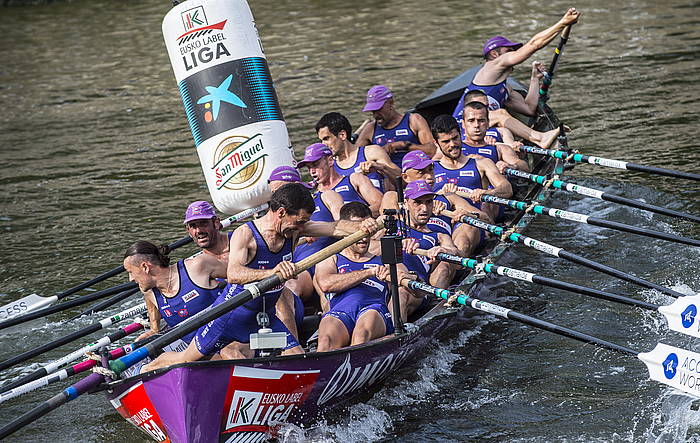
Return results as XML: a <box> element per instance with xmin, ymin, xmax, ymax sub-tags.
<box><xmin>0</xmin><ymin>294</ymin><xmax>54</xmax><ymax>323</ymax></box>
<box><xmin>658</xmin><ymin>295</ymin><xmax>700</xmax><ymax>339</ymax></box>
<box><xmin>638</xmin><ymin>343</ymin><xmax>700</xmax><ymax>399</ymax></box>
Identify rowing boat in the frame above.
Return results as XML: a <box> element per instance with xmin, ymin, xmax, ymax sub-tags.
<box><xmin>102</xmin><ymin>68</ymin><xmax>564</xmax><ymax>442</ymax></box>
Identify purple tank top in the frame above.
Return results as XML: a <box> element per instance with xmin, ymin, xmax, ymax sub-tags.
<box><xmin>153</xmin><ymin>260</ymin><xmax>220</xmax><ymax>336</ymax></box>
<box><xmin>452</xmin><ymin>79</ymin><xmax>510</xmax><ymax>129</ymax></box>
<box><xmin>333</xmin><ymin>146</ymin><xmax>384</xmax><ymax>192</ymax></box>
<box><xmin>462</xmin><ymin>143</ymin><xmax>499</xmax><ymax>164</ymax></box>
<box><xmin>328</xmin><ymin>254</ymin><xmax>388</xmax><ymax>308</ymax></box>
<box><xmin>371</xmin><ymin>113</ymin><xmax>420</xmax><ymax>168</ymax></box>
<box><xmin>332</xmin><ymin>175</ymin><xmax>368</xmax><ymax>206</ymax></box>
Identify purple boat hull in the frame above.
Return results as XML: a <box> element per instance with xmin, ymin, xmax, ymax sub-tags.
<box><xmin>107</xmin><ymin>304</ymin><xmax>458</xmax><ymax>442</ymax></box>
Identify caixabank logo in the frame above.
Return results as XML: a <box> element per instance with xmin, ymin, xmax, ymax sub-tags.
<box><xmin>178</xmin><ymin>59</ymin><xmax>283</xmax><ymax>147</ymax></box>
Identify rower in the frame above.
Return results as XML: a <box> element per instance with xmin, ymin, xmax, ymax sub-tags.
<box><xmin>381</xmin><ymin>150</ymin><xmax>491</xmax><ymax>257</ymax></box>
<box><xmin>453</xmin><ymin>8</ymin><xmax>581</xmax><ymax>148</ymax></box>
<box><xmin>140</xmin><ymin>184</ymin><xmax>381</xmax><ymax>371</ymax></box>
<box><xmin>354</xmin><ymin>85</ymin><xmax>436</xmax><ymax>168</ymax></box>
<box><xmin>123</xmin><ymin>240</ymin><xmax>223</xmax><ymax>342</ymax></box>
<box><xmin>399</xmin><ymin>180</ymin><xmax>461</xmax><ymax>320</ymax></box>
<box><xmin>315</xmin><ymin>202</ymin><xmax>407</xmax><ymax>351</ymax></box>
<box><xmin>431</xmin><ymin>114</ymin><xmax>512</xmax><ymax>222</ymax></box>
<box><xmin>461</xmin><ymin>101</ymin><xmax>529</xmax><ymax>173</ymax></box>
<box><xmin>299</xmin><ymin>142</ymin><xmax>383</xmax><ymax>217</ymax></box>
<box><xmin>315</xmin><ymin>112</ymin><xmax>401</xmax><ymax>192</ymax></box>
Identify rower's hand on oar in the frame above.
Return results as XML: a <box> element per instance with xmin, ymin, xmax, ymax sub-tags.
<box><xmin>402</xmin><ymin>238</ymin><xmax>419</xmax><ymax>256</ymax></box>
<box><xmin>426</xmin><ymin>246</ymin><xmax>449</xmax><ymax>264</ymax></box>
<box><xmin>441</xmin><ymin>182</ymin><xmax>458</xmax><ymax>196</ymax></box>
<box><xmin>532</xmin><ymin>61</ymin><xmax>546</xmax><ymax>80</ymax></box>
<box><xmin>560</xmin><ymin>7</ymin><xmax>581</xmax><ymax>25</ymax></box>
<box><xmin>136</xmin><ymin>329</ymin><xmax>158</xmax><ymax>341</ymax></box>
<box><xmin>433</xmin><ymin>199</ymin><xmax>447</xmax><ymax>215</ymax></box>
<box><xmin>467</xmin><ymin>188</ymin><xmax>490</xmax><ymax>203</ymax></box>
<box><xmin>358</xmin><ymin>160</ymin><xmax>379</xmax><ymax>174</ymax></box>
<box><xmin>274</xmin><ymin>260</ymin><xmax>297</xmax><ymax>280</ymax></box>
<box><xmin>361</xmin><ymin>217</ymin><xmax>383</xmax><ymax>236</ymax></box>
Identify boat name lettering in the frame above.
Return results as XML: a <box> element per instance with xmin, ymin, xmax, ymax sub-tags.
<box><xmin>317</xmin><ymin>350</ymin><xmax>410</xmax><ymax>406</ymax></box>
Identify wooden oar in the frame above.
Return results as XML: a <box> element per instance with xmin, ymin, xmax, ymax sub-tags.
<box><xmin>0</xmin><ymin>203</ymin><xmax>268</xmax><ymax>323</ymax></box>
<box><xmin>442</xmin><ymin>209</ymin><xmax>687</xmax><ymax>299</ymax></box>
<box><xmin>476</xmin><ymin>194</ymin><xmax>700</xmax><ymax>247</ymax></box>
<box><xmin>0</xmin><ymin>321</ymin><xmax>145</xmax><ymax>399</ymax></box>
<box><xmin>415</xmin><ymin>248</ymin><xmax>700</xmax><ymax>339</ymax></box>
<box><xmin>516</xmin><ymin>145</ymin><xmax>700</xmax><ymax>182</ymax></box>
<box><xmin>401</xmin><ymin>278</ymin><xmax>700</xmax><ymax>400</ymax></box>
<box><xmin>504</xmin><ymin>168</ymin><xmax>700</xmax><ymax>224</ymax></box>
<box><xmin>0</xmin><ymin>223</ymin><xmax>378</xmax><ymax>439</ymax></box>
<box><xmin>0</xmin><ymin>303</ymin><xmax>146</xmax><ymax>372</ymax></box>
<box><xmin>0</xmin><ymin>284</ymin><xmax>139</xmax><ymax>331</ymax></box>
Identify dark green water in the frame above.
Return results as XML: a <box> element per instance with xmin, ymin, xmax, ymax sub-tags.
<box><xmin>1</xmin><ymin>0</ymin><xmax>699</xmax><ymax>441</ymax></box>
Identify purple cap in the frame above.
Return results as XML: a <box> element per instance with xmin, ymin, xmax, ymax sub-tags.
<box><xmin>297</xmin><ymin>143</ymin><xmax>332</xmax><ymax>167</ymax></box>
<box><xmin>482</xmin><ymin>36</ymin><xmax>523</xmax><ymax>57</ymax></box>
<box><xmin>267</xmin><ymin>166</ymin><xmax>312</xmax><ymax>188</ymax></box>
<box><xmin>404</xmin><ymin>180</ymin><xmax>435</xmax><ymax>200</ymax></box>
<box><xmin>362</xmin><ymin>85</ymin><xmax>393</xmax><ymax>112</ymax></box>
<box><xmin>401</xmin><ymin>151</ymin><xmax>433</xmax><ymax>172</ymax></box>
<box><xmin>183</xmin><ymin>201</ymin><xmax>216</xmax><ymax>224</ymax></box>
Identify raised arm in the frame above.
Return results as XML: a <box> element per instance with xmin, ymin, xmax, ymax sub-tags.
<box><xmin>496</xmin><ymin>8</ymin><xmax>580</xmax><ymax>70</ymax></box>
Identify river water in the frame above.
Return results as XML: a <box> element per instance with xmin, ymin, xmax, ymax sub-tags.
<box><xmin>1</xmin><ymin>0</ymin><xmax>699</xmax><ymax>441</ymax></box>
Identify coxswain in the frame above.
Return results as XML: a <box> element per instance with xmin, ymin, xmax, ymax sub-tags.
<box><xmin>140</xmin><ymin>184</ymin><xmax>381</xmax><ymax>371</ymax></box>
<box><xmin>354</xmin><ymin>85</ymin><xmax>436</xmax><ymax>168</ymax></box>
<box><xmin>315</xmin><ymin>112</ymin><xmax>401</xmax><ymax>192</ymax></box>
<box><xmin>315</xmin><ymin>202</ymin><xmax>409</xmax><ymax>351</ymax></box>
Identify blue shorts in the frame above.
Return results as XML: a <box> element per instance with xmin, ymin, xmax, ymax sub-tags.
<box><xmin>293</xmin><ymin>292</ymin><xmax>304</xmax><ymax>332</ymax></box>
<box><xmin>323</xmin><ymin>298</ymin><xmax>394</xmax><ymax>337</ymax></box>
<box><xmin>193</xmin><ymin>286</ymin><xmax>300</xmax><ymax>356</ymax></box>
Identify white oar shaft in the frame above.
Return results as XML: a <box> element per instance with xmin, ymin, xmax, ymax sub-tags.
<box><xmin>0</xmin><ymin>370</ymin><xmax>69</xmax><ymax>405</ymax></box>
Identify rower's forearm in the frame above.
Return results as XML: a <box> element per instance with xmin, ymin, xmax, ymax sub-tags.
<box><xmin>227</xmin><ymin>266</ymin><xmax>275</xmax><ymax>284</ymax></box>
<box><xmin>318</xmin><ymin>268</ymin><xmax>374</xmax><ymax>293</ymax></box>
<box><xmin>491</xmin><ymin>183</ymin><xmax>513</xmax><ymax>198</ymax></box>
<box><xmin>527</xmin><ymin>21</ymin><xmax>568</xmax><ymax>50</ymax></box>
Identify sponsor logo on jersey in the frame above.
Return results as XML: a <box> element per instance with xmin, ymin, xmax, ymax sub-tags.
<box><xmin>395</xmin><ymin>129</ymin><xmax>409</xmax><ymax>136</ymax></box>
<box><xmin>460</xmin><ymin>170</ymin><xmax>475</xmax><ymax>177</ymax></box>
<box><xmin>182</xmin><ymin>290</ymin><xmax>200</xmax><ymax>303</ymax></box>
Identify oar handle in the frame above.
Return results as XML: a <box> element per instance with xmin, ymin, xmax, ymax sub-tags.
<box><xmin>561</xmin><ymin>24</ymin><xmax>572</xmax><ymax>40</ymax></box>
<box><xmin>291</xmin><ymin>228</ymin><xmax>375</xmax><ymax>275</ymax></box>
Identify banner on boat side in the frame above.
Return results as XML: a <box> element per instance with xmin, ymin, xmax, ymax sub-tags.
<box><xmin>219</xmin><ymin>365</ymin><xmax>320</xmax><ymax>442</ymax></box>
<box><xmin>163</xmin><ymin>0</ymin><xmax>295</xmax><ymax>215</ymax></box>
<box><xmin>111</xmin><ymin>382</ymin><xmax>170</xmax><ymax>442</ymax></box>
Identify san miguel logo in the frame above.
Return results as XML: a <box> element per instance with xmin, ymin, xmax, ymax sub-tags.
<box><xmin>212</xmin><ymin>134</ymin><xmax>267</xmax><ymax>191</ymax></box>
<box><xmin>220</xmin><ymin>366</ymin><xmax>319</xmax><ymax>442</ymax></box>
<box><xmin>177</xmin><ymin>6</ymin><xmax>230</xmax><ymax>71</ymax></box>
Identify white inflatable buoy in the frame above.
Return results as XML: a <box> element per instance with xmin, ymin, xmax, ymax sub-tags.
<box><xmin>162</xmin><ymin>0</ymin><xmax>295</xmax><ymax>214</ymax></box>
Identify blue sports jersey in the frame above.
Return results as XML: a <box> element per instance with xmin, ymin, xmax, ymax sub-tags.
<box><xmin>371</xmin><ymin>113</ymin><xmax>420</xmax><ymax>168</ymax></box>
<box><xmin>333</xmin><ymin>146</ymin><xmax>384</xmax><ymax>192</ymax></box>
<box><xmin>153</xmin><ymin>260</ymin><xmax>220</xmax><ymax>342</ymax></box>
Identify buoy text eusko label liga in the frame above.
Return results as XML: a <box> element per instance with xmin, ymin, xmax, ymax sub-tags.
<box><xmin>162</xmin><ymin>0</ymin><xmax>295</xmax><ymax>214</ymax></box>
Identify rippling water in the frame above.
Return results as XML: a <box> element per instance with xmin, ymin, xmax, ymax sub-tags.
<box><xmin>1</xmin><ymin>0</ymin><xmax>699</xmax><ymax>441</ymax></box>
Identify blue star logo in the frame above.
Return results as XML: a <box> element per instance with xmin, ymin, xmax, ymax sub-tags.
<box><xmin>663</xmin><ymin>353</ymin><xmax>678</xmax><ymax>380</ymax></box>
<box><xmin>681</xmin><ymin>304</ymin><xmax>697</xmax><ymax>329</ymax></box>
<box><xmin>197</xmin><ymin>74</ymin><xmax>247</xmax><ymax>121</ymax></box>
